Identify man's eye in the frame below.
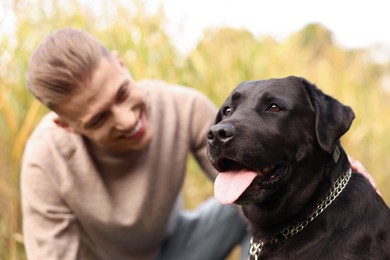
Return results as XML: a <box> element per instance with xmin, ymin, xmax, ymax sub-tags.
<box><xmin>267</xmin><ymin>104</ymin><xmax>282</xmax><ymax>112</ymax></box>
<box><xmin>87</xmin><ymin>112</ymin><xmax>108</xmax><ymax>128</ymax></box>
<box><xmin>223</xmin><ymin>106</ymin><xmax>233</xmax><ymax>116</ymax></box>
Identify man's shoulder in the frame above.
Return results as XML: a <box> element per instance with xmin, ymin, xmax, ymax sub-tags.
<box><xmin>137</xmin><ymin>79</ymin><xmax>205</xmax><ymax>98</ymax></box>
<box><xmin>137</xmin><ymin>79</ymin><xmax>212</xmax><ymax>109</ymax></box>
<box><xmin>24</xmin><ymin>112</ymin><xmax>83</xmax><ymax>162</ymax></box>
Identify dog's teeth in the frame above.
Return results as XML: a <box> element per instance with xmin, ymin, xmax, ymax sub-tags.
<box><xmin>124</xmin><ymin>120</ymin><xmax>141</xmax><ymax>138</ymax></box>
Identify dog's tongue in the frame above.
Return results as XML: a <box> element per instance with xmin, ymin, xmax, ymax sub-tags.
<box><xmin>214</xmin><ymin>170</ymin><xmax>258</xmax><ymax>204</ymax></box>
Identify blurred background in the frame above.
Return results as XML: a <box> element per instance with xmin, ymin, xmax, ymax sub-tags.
<box><xmin>1</xmin><ymin>0</ymin><xmax>390</xmax><ymax>259</ymax></box>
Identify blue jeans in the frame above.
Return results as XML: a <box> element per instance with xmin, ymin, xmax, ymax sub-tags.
<box><xmin>156</xmin><ymin>197</ymin><xmax>249</xmax><ymax>260</ymax></box>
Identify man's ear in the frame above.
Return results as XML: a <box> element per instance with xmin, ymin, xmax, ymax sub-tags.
<box><xmin>53</xmin><ymin>116</ymin><xmax>76</xmax><ymax>133</ymax></box>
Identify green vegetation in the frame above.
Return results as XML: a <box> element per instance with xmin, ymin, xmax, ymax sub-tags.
<box><xmin>1</xmin><ymin>0</ymin><xmax>390</xmax><ymax>259</ymax></box>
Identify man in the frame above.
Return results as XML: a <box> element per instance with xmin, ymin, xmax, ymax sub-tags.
<box><xmin>21</xmin><ymin>28</ymin><xmax>248</xmax><ymax>260</ymax></box>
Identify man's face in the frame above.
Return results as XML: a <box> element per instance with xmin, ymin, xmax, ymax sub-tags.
<box><xmin>55</xmin><ymin>54</ymin><xmax>153</xmax><ymax>153</ymax></box>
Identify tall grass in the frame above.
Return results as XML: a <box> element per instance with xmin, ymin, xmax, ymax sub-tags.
<box><xmin>1</xmin><ymin>1</ymin><xmax>390</xmax><ymax>259</ymax></box>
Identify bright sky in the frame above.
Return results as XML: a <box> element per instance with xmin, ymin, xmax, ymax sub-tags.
<box><xmin>1</xmin><ymin>0</ymin><xmax>389</xmax><ymax>56</ymax></box>
<box><xmin>148</xmin><ymin>0</ymin><xmax>390</xmax><ymax>54</ymax></box>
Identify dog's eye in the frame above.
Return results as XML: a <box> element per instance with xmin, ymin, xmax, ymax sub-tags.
<box><xmin>223</xmin><ymin>106</ymin><xmax>233</xmax><ymax>116</ymax></box>
<box><xmin>267</xmin><ymin>104</ymin><xmax>282</xmax><ymax>112</ymax></box>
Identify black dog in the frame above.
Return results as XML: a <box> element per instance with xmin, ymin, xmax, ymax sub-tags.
<box><xmin>207</xmin><ymin>76</ymin><xmax>390</xmax><ymax>259</ymax></box>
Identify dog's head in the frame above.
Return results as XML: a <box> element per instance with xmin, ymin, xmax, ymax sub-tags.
<box><xmin>207</xmin><ymin>76</ymin><xmax>355</xmax><ymax>205</ymax></box>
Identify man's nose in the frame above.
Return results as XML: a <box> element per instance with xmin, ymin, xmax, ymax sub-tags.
<box><xmin>112</xmin><ymin>105</ymin><xmax>136</xmax><ymax>131</ymax></box>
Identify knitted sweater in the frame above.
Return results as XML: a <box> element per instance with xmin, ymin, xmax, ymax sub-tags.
<box><xmin>21</xmin><ymin>80</ymin><xmax>218</xmax><ymax>260</ymax></box>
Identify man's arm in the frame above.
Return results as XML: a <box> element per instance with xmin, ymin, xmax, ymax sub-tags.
<box><xmin>21</xmin><ymin>141</ymin><xmax>81</xmax><ymax>260</ymax></box>
<box><xmin>188</xmin><ymin>89</ymin><xmax>220</xmax><ymax>180</ymax></box>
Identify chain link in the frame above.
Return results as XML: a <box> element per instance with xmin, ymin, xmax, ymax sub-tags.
<box><xmin>249</xmin><ymin>238</ymin><xmax>263</xmax><ymax>260</ymax></box>
<box><xmin>249</xmin><ymin>168</ymin><xmax>352</xmax><ymax>259</ymax></box>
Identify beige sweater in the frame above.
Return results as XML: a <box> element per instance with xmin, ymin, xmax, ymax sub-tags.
<box><xmin>21</xmin><ymin>80</ymin><xmax>219</xmax><ymax>260</ymax></box>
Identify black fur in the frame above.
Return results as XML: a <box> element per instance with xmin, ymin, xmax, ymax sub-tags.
<box><xmin>207</xmin><ymin>76</ymin><xmax>390</xmax><ymax>259</ymax></box>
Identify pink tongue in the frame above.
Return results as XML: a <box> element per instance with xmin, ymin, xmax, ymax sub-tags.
<box><xmin>214</xmin><ymin>170</ymin><xmax>258</xmax><ymax>204</ymax></box>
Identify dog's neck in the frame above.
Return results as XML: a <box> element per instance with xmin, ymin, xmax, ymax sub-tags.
<box><xmin>248</xmin><ymin>164</ymin><xmax>352</xmax><ymax>259</ymax></box>
<box><xmin>244</xmin><ymin>144</ymin><xmax>351</xmax><ymax>241</ymax></box>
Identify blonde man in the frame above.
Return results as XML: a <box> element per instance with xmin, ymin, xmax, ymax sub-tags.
<box><xmin>21</xmin><ymin>28</ymin><xmax>249</xmax><ymax>260</ymax></box>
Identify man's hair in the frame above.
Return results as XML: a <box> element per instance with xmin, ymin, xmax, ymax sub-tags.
<box><xmin>26</xmin><ymin>28</ymin><xmax>110</xmax><ymax>110</ymax></box>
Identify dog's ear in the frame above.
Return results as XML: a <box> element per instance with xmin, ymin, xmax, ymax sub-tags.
<box><xmin>301</xmin><ymin>77</ymin><xmax>355</xmax><ymax>153</ymax></box>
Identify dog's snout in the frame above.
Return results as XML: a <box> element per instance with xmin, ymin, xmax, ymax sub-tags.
<box><xmin>207</xmin><ymin>123</ymin><xmax>235</xmax><ymax>145</ymax></box>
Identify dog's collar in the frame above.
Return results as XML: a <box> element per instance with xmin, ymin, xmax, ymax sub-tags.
<box><xmin>249</xmin><ymin>168</ymin><xmax>352</xmax><ymax>260</ymax></box>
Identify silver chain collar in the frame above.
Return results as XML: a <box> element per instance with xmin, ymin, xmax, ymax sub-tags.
<box><xmin>249</xmin><ymin>168</ymin><xmax>352</xmax><ymax>260</ymax></box>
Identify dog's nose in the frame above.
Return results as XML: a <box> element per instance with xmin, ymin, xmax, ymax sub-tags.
<box><xmin>207</xmin><ymin>123</ymin><xmax>235</xmax><ymax>145</ymax></box>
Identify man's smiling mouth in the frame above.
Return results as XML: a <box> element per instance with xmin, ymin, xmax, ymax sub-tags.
<box><xmin>122</xmin><ymin>113</ymin><xmax>146</xmax><ymax>140</ymax></box>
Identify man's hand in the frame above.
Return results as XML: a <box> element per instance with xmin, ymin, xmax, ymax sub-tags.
<box><xmin>348</xmin><ymin>155</ymin><xmax>380</xmax><ymax>194</ymax></box>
